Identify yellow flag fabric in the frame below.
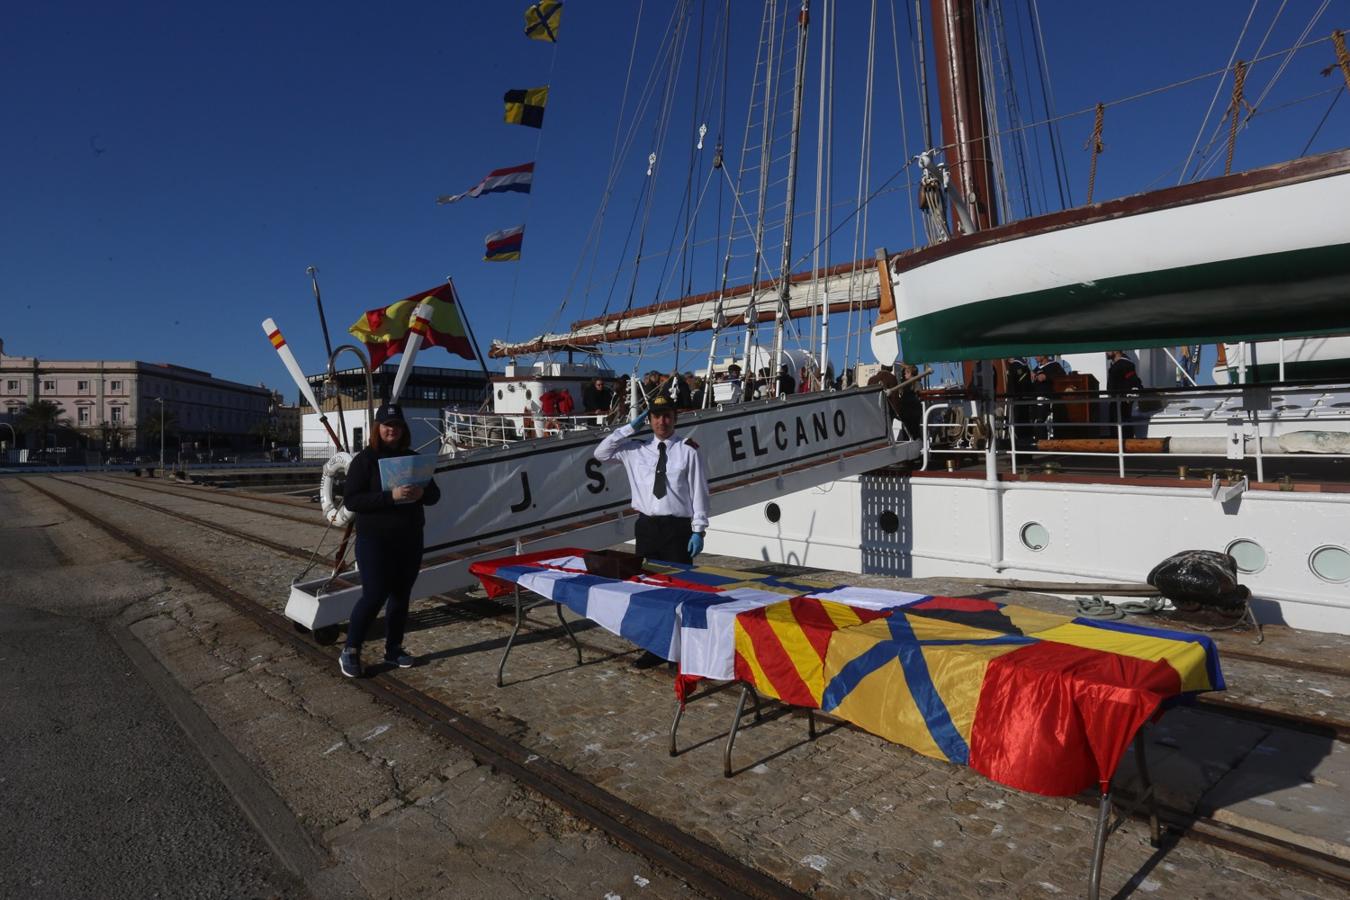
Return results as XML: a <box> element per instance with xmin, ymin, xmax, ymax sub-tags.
<box><xmin>503</xmin><ymin>86</ymin><xmax>548</xmax><ymax>128</ymax></box>
<box><xmin>347</xmin><ymin>284</ymin><xmax>474</xmax><ymax>368</ymax></box>
<box><xmin>524</xmin><ymin>1</ymin><xmax>562</xmax><ymax>42</ymax></box>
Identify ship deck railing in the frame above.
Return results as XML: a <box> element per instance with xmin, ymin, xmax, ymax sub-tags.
<box><xmin>918</xmin><ymin>380</ymin><xmax>1350</xmax><ymax>483</ymax></box>
<box><xmin>441</xmin><ymin>410</ymin><xmax>615</xmax><ymax>451</ymax></box>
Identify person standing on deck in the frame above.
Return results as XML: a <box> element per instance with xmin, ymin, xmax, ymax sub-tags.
<box><xmin>338</xmin><ymin>403</ymin><xmax>441</xmax><ymax>678</ymax></box>
<box><xmin>1032</xmin><ymin>355</ymin><xmax>1066</xmax><ymax>442</ymax></box>
<box><xmin>593</xmin><ymin>393</ymin><xmax>710</xmax><ymax>668</ymax></box>
<box><xmin>583</xmin><ymin>376</ymin><xmax>613</xmax><ymax>416</ymax></box>
<box><xmin>725</xmin><ymin>364</ymin><xmax>743</xmax><ymax>403</ymax></box>
<box><xmin>1105</xmin><ymin>350</ymin><xmax>1143</xmax><ymax>439</ymax></box>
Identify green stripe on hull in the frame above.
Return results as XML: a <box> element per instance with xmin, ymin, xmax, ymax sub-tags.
<box><xmin>897</xmin><ymin>244</ymin><xmax>1350</xmax><ymax>363</ymax></box>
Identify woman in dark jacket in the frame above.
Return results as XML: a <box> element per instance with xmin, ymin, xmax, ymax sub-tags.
<box><xmin>338</xmin><ymin>403</ymin><xmax>441</xmax><ymax>678</ymax></box>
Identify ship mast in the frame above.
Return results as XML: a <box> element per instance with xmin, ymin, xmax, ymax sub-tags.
<box><xmin>771</xmin><ymin>1</ymin><xmax>812</xmax><ymax>395</ymax></box>
<box><xmin>929</xmin><ymin>0</ymin><xmax>998</xmax><ymax>233</ymax></box>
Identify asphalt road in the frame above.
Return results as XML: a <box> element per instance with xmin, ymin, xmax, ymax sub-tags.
<box><xmin>0</xmin><ymin>512</ymin><xmax>305</xmax><ymax>900</ymax></box>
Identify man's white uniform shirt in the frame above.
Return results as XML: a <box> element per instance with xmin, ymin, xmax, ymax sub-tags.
<box><xmin>594</xmin><ymin>423</ymin><xmax>710</xmax><ymax>532</ymax></box>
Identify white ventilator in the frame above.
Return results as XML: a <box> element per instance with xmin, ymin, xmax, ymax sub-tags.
<box><xmin>261</xmin><ymin>318</ymin><xmax>342</xmax><ymax>448</ymax></box>
<box><xmin>389</xmin><ymin>301</ymin><xmax>434</xmax><ymax>404</ymax></box>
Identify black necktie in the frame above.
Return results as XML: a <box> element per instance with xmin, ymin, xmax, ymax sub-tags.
<box><xmin>653</xmin><ymin>442</ymin><xmax>668</xmax><ymax>499</ymax></box>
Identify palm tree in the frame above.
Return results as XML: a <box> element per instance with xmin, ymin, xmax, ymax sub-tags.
<box><xmin>141</xmin><ymin>407</ymin><xmax>178</xmax><ymax>455</ymax></box>
<box><xmin>16</xmin><ymin>400</ymin><xmax>69</xmax><ymax>455</ymax></box>
<box><xmin>98</xmin><ymin>420</ymin><xmax>127</xmax><ymax>454</ymax></box>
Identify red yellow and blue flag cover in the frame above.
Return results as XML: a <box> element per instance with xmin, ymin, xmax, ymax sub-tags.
<box><xmin>470</xmin><ymin>549</ymin><xmax>1224</xmax><ymax>797</ymax></box>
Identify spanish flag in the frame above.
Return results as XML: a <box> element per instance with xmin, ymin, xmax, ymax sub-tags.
<box><xmin>524</xmin><ymin>1</ymin><xmax>562</xmax><ymax>42</ymax></box>
<box><xmin>484</xmin><ymin>226</ymin><xmax>525</xmax><ymax>262</ymax></box>
<box><xmin>503</xmin><ymin>87</ymin><xmax>548</xmax><ymax>129</ymax></box>
<box><xmin>347</xmin><ymin>283</ymin><xmax>476</xmax><ymax>369</ymax></box>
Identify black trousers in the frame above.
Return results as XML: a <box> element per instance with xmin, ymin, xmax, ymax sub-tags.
<box><xmin>635</xmin><ymin>514</ymin><xmax>693</xmax><ymax>564</ymax></box>
<box><xmin>346</xmin><ymin>532</ymin><xmax>423</xmax><ymax>653</ymax></box>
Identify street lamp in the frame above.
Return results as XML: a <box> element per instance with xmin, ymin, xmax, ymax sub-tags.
<box><xmin>154</xmin><ymin>397</ymin><xmax>165</xmax><ymax>474</ymax></box>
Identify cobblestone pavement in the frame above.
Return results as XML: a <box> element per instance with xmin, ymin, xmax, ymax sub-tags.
<box><xmin>2</xmin><ymin>478</ymin><xmax>695</xmax><ymax>899</ymax></box>
<box><xmin>393</xmin><ymin>572</ymin><xmax>1346</xmax><ymax>899</ymax></box>
<box><xmin>5</xmin><ymin>475</ymin><xmax>1347</xmax><ymax>899</ymax></box>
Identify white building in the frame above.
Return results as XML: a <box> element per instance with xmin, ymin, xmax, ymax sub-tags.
<box><xmin>1</xmin><ymin>354</ymin><xmax>274</xmax><ymax>459</ymax></box>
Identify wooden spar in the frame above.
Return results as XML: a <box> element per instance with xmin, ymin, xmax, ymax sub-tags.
<box><xmin>1037</xmin><ymin>438</ymin><xmax>1169</xmax><ymax>453</ymax></box>
<box><xmin>874</xmin><ymin>248</ymin><xmax>896</xmax><ymax>326</ymax></box>
<box><xmin>489</xmin><ymin>259</ymin><xmax>883</xmax><ymax>358</ymax></box>
<box><xmin>945</xmin><ymin>577</ymin><xmax>1160</xmax><ymax>596</ymax></box>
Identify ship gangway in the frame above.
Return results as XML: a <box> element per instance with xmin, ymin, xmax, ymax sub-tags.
<box><xmin>286</xmin><ymin>386</ymin><xmax>918</xmax><ymax>639</ymax></box>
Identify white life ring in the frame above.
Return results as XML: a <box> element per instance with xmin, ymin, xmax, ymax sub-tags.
<box><xmin>320</xmin><ymin>451</ymin><xmax>355</xmax><ymax>526</ymax></box>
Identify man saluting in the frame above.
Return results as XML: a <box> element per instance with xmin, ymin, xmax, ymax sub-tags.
<box><xmin>593</xmin><ymin>393</ymin><xmax>711</xmax><ymax>667</ymax></box>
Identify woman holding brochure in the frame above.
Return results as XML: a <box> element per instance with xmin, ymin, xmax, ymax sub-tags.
<box><xmin>338</xmin><ymin>403</ymin><xmax>441</xmax><ymax>678</ymax></box>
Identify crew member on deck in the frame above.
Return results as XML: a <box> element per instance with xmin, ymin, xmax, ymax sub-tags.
<box><xmin>583</xmin><ymin>376</ymin><xmax>613</xmax><ymax>416</ymax></box>
<box><xmin>593</xmin><ymin>393</ymin><xmax>710</xmax><ymax>668</ymax></box>
<box><xmin>1032</xmin><ymin>355</ymin><xmax>1066</xmax><ymax>442</ymax></box>
<box><xmin>1105</xmin><ymin>350</ymin><xmax>1143</xmax><ymax>438</ymax></box>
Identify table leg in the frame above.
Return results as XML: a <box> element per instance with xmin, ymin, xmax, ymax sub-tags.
<box><xmin>724</xmin><ymin>684</ymin><xmax>753</xmax><ymax>778</ymax></box>
<box><xmin>669</xmin><ymin>698</ymin><xmax>685</xmax><ymax>757</ymax></box>
<box><xmin>555</xmin><ymin>602</ymin><xmax>582</xmax><ymax>664</ymax></box>
<box><xmin>1133</xmin><ymin>729</ymin><xmax>1161</xmax><ymax>847</ymax></box>
<box><xmin>497</xmin><ymin>587</ymin><xmax>525</xmax><ymax>688</ymax></box>
<box><xmin>1088</xmin><ymin>790</ymin><xmax>1111</xmax><ymax>900</ymax></box>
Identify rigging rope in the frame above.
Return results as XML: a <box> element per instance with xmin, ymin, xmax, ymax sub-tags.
<box><xmin>887</xmin><ymin>0</ymin><xmax>916</xmax><ymax>249</ymax></box>
<box><xmin>844</xmin><ymin>0</ymin><xmax>878</xmax><ymax>377</ymax></box>
<box><xmin>503</xmin><ymin>23</ymin><xmax>563</xmax><ymax>341</ymax></box>
<box><xmin>1223</xmin><ymin>61</ymin><xmax>1253</xmax><ymax>176</ymax></box>
<box><xmin>1192</xmin><ymin>0</ymin><xmax>1331</xmax><ymax>181</ymax></box>
<box><xmin>1027</xmin><ymin>0</ymin><xmax>1072</xmax><ymax>208</ymax></box>
<box><xmin>1181</xmin><ymin>1</ymin><xmax>1260</xmax><ymax>185</ymax></box>
<box><xmin>1084</xmin><ymin>102</ymin><xmax>1105</xmax><ymax>204</ymax></box>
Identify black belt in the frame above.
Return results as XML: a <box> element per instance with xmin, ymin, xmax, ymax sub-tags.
<box><xmin>638</xmin><ymin>514</ymin><xmax>691</xmax><ymax>523</ymax></box>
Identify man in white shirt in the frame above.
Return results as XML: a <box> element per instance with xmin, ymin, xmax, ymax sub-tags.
<box><xmin>594</xmin><ymin>393</ymin><xmax>710</xmax><ymax>564</ymax></box>
<box><xmin>593</xmin><ymin>393</ymin><xmax>711</xmax><ymax>667</ymax></box>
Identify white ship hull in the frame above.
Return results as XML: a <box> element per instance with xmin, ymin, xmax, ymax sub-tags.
<box><xmin>706</xmin><ymin>471</ymin><xmax>1350</xmax><ymax>635</ymax></box>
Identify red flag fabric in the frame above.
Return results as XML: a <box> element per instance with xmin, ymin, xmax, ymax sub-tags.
<box><xmin>348</xmin><ymin>283</ymin><xmax>476</xmax><ymax>369</ymax></box>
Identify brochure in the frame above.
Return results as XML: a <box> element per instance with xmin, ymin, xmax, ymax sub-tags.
<box><xmin>378</xmin><ymin>454</ymin><xmax>437</xmax><ymax>501</ymax></box>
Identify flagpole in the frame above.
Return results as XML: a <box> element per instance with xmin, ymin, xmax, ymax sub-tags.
<box><xmin>307</xmin><ymin>266</ymin><xmax>336</xmax><ymax>360</ymax></box>
<box><xmin>307</xmin><ymin>266</ymin><xmax>350</xmax><ymax>450</ymax></box>
<box><xmin>448</xmin><ymin>277</ymin><xmax>493</xmax><ymax>401</ymax></box>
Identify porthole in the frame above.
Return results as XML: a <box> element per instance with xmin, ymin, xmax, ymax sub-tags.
<box><xmin>764</xmin><ymin>502</ymin><xmax>781</xmax><ymax>524</ymax></box>
<box><xmin>1226</xmin><ymin>538</ymin><xmax>1268</xmax><ymax>574</ymax></box>
<box><xmin>1309</xmin><ymin>545</ymin><xmax>1350</xmax><ymax>584</ymax></box>
<box><xmin>878</xmin><ymin>511</ymin><xmax>899</xmax><ymax>534</ymax></box>
<box><xmin>1019</xmin><ymin>522</ymin><xmax>1049</xmax><ymax>552</ymax></box>
<box><xmin>497</xmin><ymin>389</ymin><xmax>504</xmax><ymax>400</ymax></box>
<box><xmin>525</xmin><ymin>389</ymin><xmax>532</xmax><ymax>400</ymax></box>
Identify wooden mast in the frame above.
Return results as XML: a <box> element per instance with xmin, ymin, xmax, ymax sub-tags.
<box><xmin>929</xmin><ymin>0</ymin><xmax>998</xmax><ymax>233</ymax></box>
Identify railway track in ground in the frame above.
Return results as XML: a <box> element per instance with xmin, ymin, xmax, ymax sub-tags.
<box><xmin>21</xmin><ymin>475</ymin><xmax>804</xmax><ymax>900</ymax></box>
<box><xmin>21</xmin><ymin>475</ymin><xmax>1350</xmax><ymax>893</ymax></box>
<box><xmin>40</xmin><ymin>475</ymin><xmax>1350</xmax><ymax>745</ymax></box>
<box><xmin>80</xmin><ymin>473</ymin><xmax>323</xmax><ymax>525</ymax></box>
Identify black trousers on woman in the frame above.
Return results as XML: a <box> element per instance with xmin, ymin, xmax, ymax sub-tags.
<box><xmin>346</xmin><ymin>533</ymin><xmax>424</xmax><ymax>654</ymax></box>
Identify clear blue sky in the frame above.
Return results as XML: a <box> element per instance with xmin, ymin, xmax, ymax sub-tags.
<box><xmin>3</xmin><ymin>1</ymin><xmax>1345</xmax><ymax>399</ymax></box>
